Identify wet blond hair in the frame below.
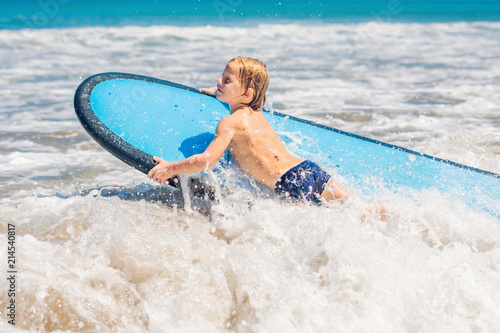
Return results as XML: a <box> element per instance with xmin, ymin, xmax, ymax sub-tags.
<box><xmin>229</xmin><ymin>56</ymin><xmax>269</xmax><ymax>111</ymax></box>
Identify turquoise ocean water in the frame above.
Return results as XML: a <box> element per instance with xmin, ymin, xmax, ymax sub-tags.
<box><xmin>3</xmin><ymin>0</ymin><xmax>500</xmax><ymax>29</ymax></box>
<box><xmin>1</xmin><ymin>0</ymin><xmax>500</xmax><ymax>332</ymax></box>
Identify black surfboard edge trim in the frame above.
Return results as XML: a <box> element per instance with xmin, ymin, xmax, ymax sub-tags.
<box><xmin>261</xmin><ymin>108</ymin><xmax>500</xmax><ymax>179</ymax></box>
<box><xmin>74</xmin><ymin>72</ymin><xmax>192</xmax><ymax>188</ymax></box>
<box><xmin>74</xmin><ymin>72</ymin><xmax>498</xmax><ymax>181</ymax></box>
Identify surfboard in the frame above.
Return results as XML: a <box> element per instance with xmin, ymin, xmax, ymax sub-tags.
<box><xmin>74</xmin><ymin>72</ymin><xmax>499</xmax><ymax>218</ymax></box>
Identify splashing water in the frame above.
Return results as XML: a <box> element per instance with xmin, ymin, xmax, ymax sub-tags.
<box><xmin>1</xmin><ymin>22</ymin><xmax>500</xmax><ymax>331</ymax></box>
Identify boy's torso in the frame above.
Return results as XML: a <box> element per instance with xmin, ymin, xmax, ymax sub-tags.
<box><xmin>225</xmin><ymin>108</ymin><xmax>304</xmax><ymax>188</ymax></box>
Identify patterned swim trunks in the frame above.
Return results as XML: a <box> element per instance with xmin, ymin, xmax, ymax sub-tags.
<box><xmin>274</xmin><ymin>160</ymin><xmax>331</xmax><ymax>203</ymax></box>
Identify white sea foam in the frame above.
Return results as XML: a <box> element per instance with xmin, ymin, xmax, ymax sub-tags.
<box><xmin>0</xmin><ymin>22</ymin><xmax>499</xmax><ymax>331</ymax></box>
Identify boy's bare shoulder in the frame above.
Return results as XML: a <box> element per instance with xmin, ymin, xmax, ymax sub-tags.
<box><xmin>215</xmin><ymin>112</ymin><xmax>244</xmax><ymax>137</ymax></box>
<box><xmin>219</xmin><ymin>110</ymin><xmax>246</xmax><ymax>129</ymax></box>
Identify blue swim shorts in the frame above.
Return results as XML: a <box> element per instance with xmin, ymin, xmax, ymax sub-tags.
<box><xmin>275</xmin><ymin>160</ymin><xmax>331</xmax><ymax>203</ymax></box>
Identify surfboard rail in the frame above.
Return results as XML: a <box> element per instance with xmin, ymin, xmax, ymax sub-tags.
<box><xmin>266</xmin><ymin>109</ymin><xmax>499</xmax><ymax>179</ymax></box>
<box><xmin>74</xmin><ymin>72</ymin><xmax>197</xmax><ymax>187</ymax></box>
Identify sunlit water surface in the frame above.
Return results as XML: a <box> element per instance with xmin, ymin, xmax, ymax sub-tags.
<box><xmin>1</xmin><ymin>22</ymin><xmax>500</xmax><ymax>332</ymax></box>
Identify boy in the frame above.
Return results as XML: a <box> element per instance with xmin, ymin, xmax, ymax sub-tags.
<box><xmin>148</xmin><ymin>57</ymin><xmax>350</xmax><ymax>203</ymax></box>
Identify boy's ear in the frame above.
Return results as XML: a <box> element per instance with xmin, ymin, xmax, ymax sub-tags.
<box><xmin>244</xmin><ymin>87</ymin><xmax>254</xmax><ymax>100</ymax></box>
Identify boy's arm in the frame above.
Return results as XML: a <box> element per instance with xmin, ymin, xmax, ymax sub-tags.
<box><xmin>199</xmin><ymin>86</ymin><xmax>217</xmax><ymax>96</ymax></box>
<box><xmin>148</xmin><ymin>117</ymin><xmax>234</xmax><ymax>184</ymax></box>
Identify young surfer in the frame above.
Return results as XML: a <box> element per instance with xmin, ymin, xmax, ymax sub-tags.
<box><xmin>148</xmin><ymin>56</ymin><xmax>350</xmax><ymax>204</ymax></box>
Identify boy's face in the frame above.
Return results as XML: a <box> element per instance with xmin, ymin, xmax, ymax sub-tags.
<box><xmin>216</xmin><ymin>62</ymin><xmax>245</xmax><ymax>105</ymax></box>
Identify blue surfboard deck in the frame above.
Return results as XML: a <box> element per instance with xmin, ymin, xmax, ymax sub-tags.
<box><xmin>74</xmin><ymin>73</ymin><xmax>499</xmax><ymax>218</ymax></box>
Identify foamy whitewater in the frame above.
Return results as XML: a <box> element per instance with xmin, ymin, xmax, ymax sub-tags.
<box><xmin>1</xmin><ymin>22</ymin><xmax>500</xmax><ymax>332</ymax></box>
